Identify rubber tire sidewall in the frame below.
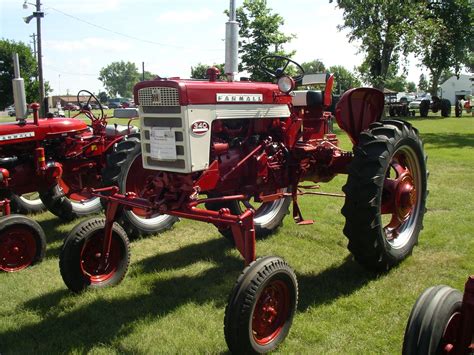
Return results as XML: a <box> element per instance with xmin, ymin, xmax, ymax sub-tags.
<box><xmin>224</xmin><ymin>256</ymin><xmax>298</xmax><ymax>354</ymax></box>
<box><xmin>59</xmin><ymin>217</ymin><xmax>130</xmax><ymax>293</ymax></box>
<box><xmin>342</xmin><ymin>119</ymin><xmax>428</xmax><ymax>271</ymax></box>
<box><xmin>402</xmin><ymin>285</ymin><xmax>463</xmax><ymax>354</ymax></box>
<box><xmin>0</xmin><ymin>214</ymin><xmax>46</xmax><ymax>271</ymax></box>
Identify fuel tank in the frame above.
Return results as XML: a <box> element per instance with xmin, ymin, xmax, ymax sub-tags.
<box><xmin>0</xmin><ymin>117</ymin><xmax>89</xmax><ymax>146</ymax></box>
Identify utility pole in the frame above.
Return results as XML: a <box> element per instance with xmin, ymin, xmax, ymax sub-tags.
<box><xmin>24</xmin><ymin>0</ymin><xmax>45</xmax><ymax>115</ymax></box>
<box><xmin>30</xmin><ymin>33</ymin><xmax>37</xmax><ymax>60</ymax></box>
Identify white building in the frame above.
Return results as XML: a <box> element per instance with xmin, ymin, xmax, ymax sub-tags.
<box><xmin>439</xmin><ymin>74</ymin><xmax>473</xmax><ymax>105</ymax></box>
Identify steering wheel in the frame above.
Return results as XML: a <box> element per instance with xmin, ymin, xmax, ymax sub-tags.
<box><xmin>76</xmin><ymin>90</ymin><xmax>104</xmax><ymax>122</ymax></box>
<box><xmin>259</xmin><ymin>55</ymin><xmax>305</xmax><ymax>82</ymax></box>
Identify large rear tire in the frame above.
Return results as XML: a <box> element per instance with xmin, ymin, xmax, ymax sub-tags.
<box><xmin>0</xmin><ymin>214</ymin><xmax>46</xmax><ymax>272</ymax></box>
<box><xmin>0</xmin><ymin>191</ymin><xmax>45</xmax><ymax>214</ymax></box>
<box><xmin>402</xmin><ymin>285</ymin><xmax>464</xmax><ymax>354</ymax></box>
<box><xmin>419</xmin><ymin>100</ymin><xmax>430</xmax><ymax>117</ymax></box>
<box><xmin>342</xmin><ymin>119</ymin><xmax>428</xmax><ymax>271</ymax></box>
<box><xmin>59</xmin><ymin>217</ymin><xmax>130</xmax><ymax>292</ymax></box>
<box><xmin>39</xmin><ymin>181</ymin><xmax>101</xmax><ymax>221</ymax></box>
<box><xmin>224</xmin><ymin>256</ymin><xmax>298</xmax><ymax>354</ymax></box>
<box><xmin>440</xmin><ymin>99</ymin><xmax>451</xmax><ymax>117</ymax></box>
<box><xmin>102</xmin><ymin>137</ymin><xmax>178</xmax><ymax>238</ymax></box>
<box><xmin>206</xmin><ymin>191</ymin><xmax>291</xmax><ymax>241</ymax></box>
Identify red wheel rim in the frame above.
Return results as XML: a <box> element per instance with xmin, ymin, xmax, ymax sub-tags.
<box><xmin>252</xmin><ymin>279</ymin><xmax>290</xmax><ymax>345</ymax></box>
<box><xmin>0</xmin><ymin>226</ymin><xmax>37</xmax><ymax>272</ymax></box>
<box><xmin>381</xmin><ymin>148</ymin><xmax>421</xmax><ymax>245</ymax></box>
<box><xmin>441</xmin><ymin>312</ymin><xmax>461</xmax><ymax>353</ymax></box>
<box><xmin>80</xmin><ymin>232</ymin><xmax>122</xmax><ymax>284</ymax></box>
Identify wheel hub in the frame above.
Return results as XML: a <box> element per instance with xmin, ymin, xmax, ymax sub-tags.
<box><xmin>252</xmin><ymin>280</ymin><xmax>289</xmax><ymax>345</ymax></box>
<box><xmin>395</xmin><ymin>173</ymin><xmax>417</xmax><ymax>222</ymax></box>
<box><xmin>0</xmin><ymin>229</ymin><xmax>36</xmax><ymax>272</ymax></box>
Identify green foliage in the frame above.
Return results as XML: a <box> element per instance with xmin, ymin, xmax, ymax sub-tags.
<box><xmin>328</xmin><ymin>65</ymin><xmax>361</xmax><ymax>94</ymax></box>
<box><xmin>332</xmin><ymin>1</ymin><xmax>418</xmax><ymax>90</ymax></box>
<box><xmin>413</xmin><ymin>0</ymin><xmax>473</xmax><ymax>96</ymax></box>
<box><xmin>236</xmin><ymin>0</ymin><xmax>295</xmax><ymax>82</ymax></box>
<box><xmin>0</xmin><ymin>39</ymin><xmax>41</xmax><ymax>108</ymax></box>
<box><xmin>142</xmin><ymin>71</ymin><xmax>159</xmax><ymax>81</ymax></box>
<box><xmin>98</xmin><ymin>61</ymin><xmax>140</xmax><ymax>98</ymax></box>
<box><xmin>406</xmin><ymin>81</ymin><xmax>417</xmax><ymax>92</ymax></box>
<box><xmin>190</xmin><ymin>63</ymin><xmax>225</xmax><ymax>79</ymax></box>
<box><xmin>418</xmin><ymin>73</ymin><xmax>429</xmax><ymax>92</ymax></box>
<box><xmin>97</xmin><ymin>91</ymin><xmax>108</xmax><ymax>104</ymax></box>
<box><xmin>301</xmin><ymin>59</ymin><xmax>326</xmax><ymax>74</ymax></box>
<box><xmin>385</xmin><ymin>74</ymin><xmax>408</xmax><ymax>93</ymax></box>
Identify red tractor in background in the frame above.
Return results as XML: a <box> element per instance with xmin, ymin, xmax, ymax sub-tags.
<box><xmin>0</xmin><ymin>90</ymin><xmax>139</xmax><ymax>272</ymax></box>
<box><xmin>58</xmin><ymin>55</ymin><xmax>428</xmax><ymax>353</ymax></box>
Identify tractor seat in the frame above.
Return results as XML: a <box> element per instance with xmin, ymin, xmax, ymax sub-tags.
<box><xmin>105</xmin><ymin>124</ymin><xmax>139</xmax><ymax>136</ymax></box>
<box><xmin>292</xmin><ymin>90</ymin><xmax>323</xmax><ymax>108</ymax></box>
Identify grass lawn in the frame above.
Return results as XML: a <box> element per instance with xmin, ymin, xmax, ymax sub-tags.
<box><xmin>0</xmin><ymin>111</ymin><xmax>473</xmax><ymax>353</ymax></box>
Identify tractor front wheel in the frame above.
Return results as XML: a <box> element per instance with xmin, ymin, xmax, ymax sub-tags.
<box><xmin>402</xmin><ymin>285</ymin><xmax>464</xmax><ymax>354</ymax></box>
<box><xmin>224</xmin><ymin>256</ymin><xmax>298</xmax><ymax>353</ymax></box>
<box><xmin>59</xmin><ymin>217</ymin><xmax>130</xmax><ymax>292</ymax></box>
<box><xmin>419</xmin><ymin>99</ymin><xmax>430</xmax><ymax>117</ymax></box>
<box><xmin>342</xmin><ymin>119</ymin><xmax>427</xmax><ymax>271</ymax></box>
<box><xmin>103</xmin><ymin>137</ymin><xmax>178</xmax><ymax>238</ymax></box>
<box><xmin>0</xmin><ymin>214</ymin><xmax>46</xmax><ymax>272</ymax></box>
<box><xmin>440</xmin><ymin>99</ymin><xmax>451</xmax><ymax>117</ymax></box>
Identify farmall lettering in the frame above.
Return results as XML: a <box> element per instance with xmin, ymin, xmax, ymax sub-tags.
<box><xmin>216</xmin><ymin>93</ymin><xmax>263</xmax><ymax>102</ymax></box>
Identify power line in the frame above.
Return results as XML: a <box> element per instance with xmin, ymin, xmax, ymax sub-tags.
<box><xmin>44</xmin><ymin>64</ymin><xmax>97</xmax><ymax>77</ymax></box>
<box><xmin>46</xmin><ymin>7</ymin><xmax>224</xmax><ymax>52</ymax></box>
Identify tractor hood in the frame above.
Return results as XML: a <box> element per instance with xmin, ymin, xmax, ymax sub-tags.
<box><xmin>0</xmin><ymin>118</ymin><xmax>89</xmax><ymax>145</ymax></box>
<box><xmin>134</xmin><ymin>78</ymin><xmax>291</xmax><ymax>106</ymax></box>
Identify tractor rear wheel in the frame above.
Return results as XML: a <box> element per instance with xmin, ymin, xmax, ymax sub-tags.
<box><xmin>440</xmin><ymin>99</ymin><xmax>451</xmax><ymax>117</ymax></box>
<box><xmin>402</xmin><ymin>285</ymin><xmax>464</xmax><ymax>354</ymax></box>
<box><xmin>59</xmin><ymin>217</ymin><xmax>130</xmax><ymax>292</ymax></box>
<box><xmin>0</xmin><ymin>214</ymin><xmax>46</xmax><ymax>272</ymax></box>
<box><xmin>102</xmin><ymin>137</ymin><xmax>178</xmax><ymax>238</ymax></box>
<box><xmin>206</xmin><ymin>190</ymin><xmax>291</xmax><ymax>241</ymax></box>
<box><xmin>224</xmin><ymin>256</ymin><xmax>298</xmax><ymax>354</ymax></box>
<box><xmin>0</xmin><ymin>191</ymin><xmax>45</xmax><ymax>214</ymax></box>
<box><xmin>342</xmin><ymin>119</ymin><xmax>427</xmax><ymax>271</ymax></box>
<box><xmin>39</xmin><ymin>179</ymin><xmax>102</xmax><ymax>221</ymax></box>
<box><xmin>419</xmin><ymin>99</ymin><xmax>430</xmax><ymax>117</ymax></box>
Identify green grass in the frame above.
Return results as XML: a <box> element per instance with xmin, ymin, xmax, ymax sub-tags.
<box><xmin>0</xmin><ymin>112</ymin><xmax>473</xmax><ymax>353</ymax></box>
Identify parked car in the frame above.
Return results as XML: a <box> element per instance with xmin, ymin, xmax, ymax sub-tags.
<box><xmin>408</xmin><ymin>100</ymin><xmax>422</xmax><ymax>110</ymax></box>
<box><xmin>108</xmin><ymin>102</ymin><xmax>123</xmax><ymax>109</ymax></box>
<box><xmin>64</xmin><ymin>103</ymin><xmax>80</xmax><ymax>111</ymax></box>
<box><xmin>7</xmin><ymin>105</ymin><xmax>15</xmax><ymax>116</ymax></box>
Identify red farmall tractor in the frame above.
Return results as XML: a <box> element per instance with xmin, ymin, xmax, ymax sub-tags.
<box><xmin>0</xmin><ymin>90</ymin><xmax>138</xmax><ymax>272</ymax></box>
<box><xmin>58</xmin><ymin>55</ymin><xmax>428</xmax><ymax>353</ymax></box>
<box><xmin>403</xmin><ymin>276</ymin><xmax>474</xmax><ymax>354</ymax></box>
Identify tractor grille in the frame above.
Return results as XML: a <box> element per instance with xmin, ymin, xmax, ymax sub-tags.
<box><xmin>138</xmin><ymin>87</ymin><xmax>180</xmax><ymax>106</ymax></box>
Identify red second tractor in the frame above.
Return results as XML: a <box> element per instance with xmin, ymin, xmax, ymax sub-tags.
<box><xmin>0</xmin><ymin>90</ymin><xmax>139</xmax><ymax>272</ymax></box>
<box><xmin>58</xmin><ymin>55</ymin><xmax>428</xmax><ymax>353</ymax></box>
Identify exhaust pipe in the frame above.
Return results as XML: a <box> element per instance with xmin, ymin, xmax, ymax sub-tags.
<box><xmin>12</xmin><ymin>53</ymin><xmax>28</xmax><ymax>120</ymax></box>
<box><xmin>225</xmin><ymin>0</ymin><xmax>239</xmax><ymax>82</ymax></box>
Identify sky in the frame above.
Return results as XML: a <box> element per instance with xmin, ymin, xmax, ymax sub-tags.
<box><xmin>0</xmin><ymin>0</ymin><xmax>428</xmax><ymax>97</ymax></box>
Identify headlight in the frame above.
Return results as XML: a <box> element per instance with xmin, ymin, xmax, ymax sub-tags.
<box><xmin>277</xmin><ymin>75</ymin><xmax>295</xmax><ymax>94</ymax></box>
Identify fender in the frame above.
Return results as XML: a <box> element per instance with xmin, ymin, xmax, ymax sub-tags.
<box><xmin>335</xmin><ymin>87</ymin><xmax>384</xmax><ymax>145</ymax></box>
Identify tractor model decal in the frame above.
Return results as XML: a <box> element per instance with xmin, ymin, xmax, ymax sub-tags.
<box><xmin>191</xmin><ymin>121</ymin><xmax>209</xmax><ymax>135</ymax></box>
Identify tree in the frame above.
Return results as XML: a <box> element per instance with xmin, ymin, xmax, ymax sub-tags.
<box><xmin>406</xmin><ymin>81</ymin><xmax>417</xmax><ymax>92</ymax></box>
<box><xmin>98</xmin><ymin>61</ymin><xmax>140</xmax><ymax>98</ymax></box>
<box><xmin>190</xmin><ymin>63</ymin><xmax>225</xmax><ymax>79</ymax></box>
<box><xmin>414</xmin><ymin>0</ymin><xmax>473</xmax><ymax>96</ymax></box>
<box><xmin>328</xmin><ymin>65</ymin><xmax>361</xmax><ymax>94</ymax></box>
<box><xmin>332</xmin><ymin>1</ymin><xmax>418</xmax><ymax>90</ymax></box>
<box><xmin>418</xmin><ymin>74</ymin><xmax>429</xmax><ymax>92</ymax></box>
<box><xmin>0</xmin><ymin>39</ymin><xmax>51</xmax><ymax>109</ymax></box>
<box><xmin>236</xmin><ymin>0</ymin><xmax>295</xmax><ymax>81</ymax></box>
<box><xmin>97</xmin><ymin>91</ymin><xmax>108</xmax><ymax>104</ymax></box>
<box><xmin>301</xmin><ymin>60</ymin><xmax>325</xmax><ymax>74</ymax></box>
